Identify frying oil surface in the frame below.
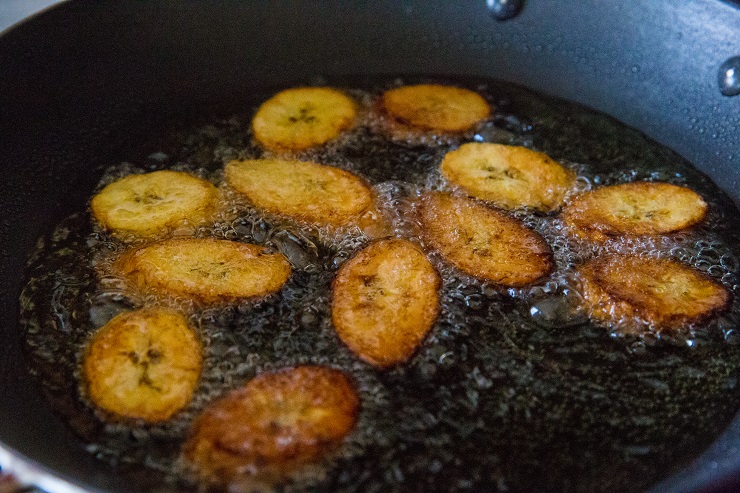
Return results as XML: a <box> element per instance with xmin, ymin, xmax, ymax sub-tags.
<box><xmin>19</xmin><ymin>77</ymin><xmax>740</xmax><ymax>493</ymax></box>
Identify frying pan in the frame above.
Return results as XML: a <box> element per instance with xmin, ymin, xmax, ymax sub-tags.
<box><xmin>0</xmin><ymin>1</ymin><xmax>739</xmax><ymax>492</ymax></box>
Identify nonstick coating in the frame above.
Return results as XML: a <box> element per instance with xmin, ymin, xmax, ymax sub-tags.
<box><xmin>0</xmin><ymin>1</ymin><xmax>739</xmax><ymax>492</ymax></box>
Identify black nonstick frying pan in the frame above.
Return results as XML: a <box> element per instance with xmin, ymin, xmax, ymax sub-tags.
<box><xmin>0</xmin><ymin>1</ymin><xmax>739</xmax><ymax>492</ymax></box>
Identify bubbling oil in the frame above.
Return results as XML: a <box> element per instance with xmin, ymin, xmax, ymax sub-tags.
<box><xmin>19</xmin><ymin>77</ymin><xmax>740</xmax><ymax>493</ymax></box>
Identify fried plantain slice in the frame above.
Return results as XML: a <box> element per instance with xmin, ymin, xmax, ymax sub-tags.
<box><xmin>83</xmin><ymin>308</ymin><xmax>202</xmax><ymax>423</ymax></box>
<box><xmin>420</xmin><ymin>192</ymin><xmax>553</xmax><ymax>286</ymax></box>
<box><xmin>576</xmin><ymin>254</ymin><xmax>731</xmax><ymax>331</ymax></box>
<box><xmin>182</xmin><ymin>366</ymin><xmax>359</xmax><ymax>485</ymax></box>
<box><xmin>381</xmin><ymin>84</ymin><xmax>490</xmax><ymax>132</ymax></box>
<box><xmin>440</xmin><ymin>142</ymin><xmax>576</xmax><ymax>212</ymax></box>
<box><xmin>562</xmin><ymin>182</ymin><xmax>708</xmax><ymax>242</ymax></box>
<box><xmin>225</xmin><ymin>158</ymin><xmax>374</xmax><ymax>227</ymax></box>
<box><xmin>115</xmin><ymin>238</ymin><xmax>291</xmax><ymax>304</ymax></box>
<box><xmin>90</xmin><ymin>170</ymin><xmax>220</xmax><ymax>237</ymax></box>
<box><xmin>252</xmin><ymin>87</ymin><xmax>358</xmax><ymax>151</ymax></box>
<box><xmin>332</xmin><ymin>239</ymin><xmax>440</xmax><ymax>368</ymax></box>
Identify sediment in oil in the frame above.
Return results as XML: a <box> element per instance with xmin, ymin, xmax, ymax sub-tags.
<box><xmin>19</xmin><ymin>77</ymin><xmax>740</xmax><ymax>493</ymax></box>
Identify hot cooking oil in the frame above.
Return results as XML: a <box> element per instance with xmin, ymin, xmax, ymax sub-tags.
<box><xmin>19</xmin><ymin>77</ymin><xmax>740</xmax><ymax>493</ymax></box>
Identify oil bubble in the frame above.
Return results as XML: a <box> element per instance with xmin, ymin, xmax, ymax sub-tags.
<box><xmin>271</xmin><ymin>230</ymin><xmax>319</xmax><ymax>271</ymax></box>
<box><xmin>529</xmin><ymin>296</ymin><xmax>587</xmax><ymax>329</ymax></box>
<box><xmin>88</xmin><ymin>294</ymin><xmax>134</xmax><ymax>327</ymax></box>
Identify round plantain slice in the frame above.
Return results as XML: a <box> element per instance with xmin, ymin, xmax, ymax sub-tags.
<box><xmin>182</xmin><ymin>365</ymin><xmax>359</xmax><ymax>485</ymax></box>
<box><xmin>252</xmin><ymin>87</ymin><xmax>358</xmax><ymax>151</ymax></box>
<box><xmin>115</xmin><ymin>238</ymin><xmax>291</xmax><ymax>304</ymax></box>
<box><xmin>90</xmin><ymin>170</ymin><xmax>220</xmax><ymax>237</ymax></box>
<box><xmin>381</xmin><ymin>84</ymin><xmax>490</xmax><ymax>132</ymax></box>
<box><xmin>420</xmin><ymin>192</ymin><xmax>553</xmax><ymax>286</ymax></box>
<box><xmin>225</xmin><ymin>158</ymin><xmax>374</xmax><ymax>227</ymax></box>
<box><xmin>562</xmin><ymin>181</ymin><xmax>708</xmax><ymax>242</ymax></box>
<box><xmin>332</xmin><ymin>239</ymin><xmax>441</xmax><ymax>368</ymax></box>
<box><xmin>576</xmin><ymin>254</ymin><xmax>731</xmax><ymax>331</ymax></box>
<box><xmin>440</xmin><ymin>142</ymin><xmax>576</xmax><ymax>212</ymax></box>
<box><xmin>83</xmin><ymin>308</ymin><xmax>202</xmax><ymax>423</ymax></box>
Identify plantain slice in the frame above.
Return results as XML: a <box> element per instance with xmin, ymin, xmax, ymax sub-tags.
<box><xmin>440</xmin><ymin>142</ymin><xmax>576</xmax><ymax>212</ymax></box>
<box><xmin>332</xmin><ymin>239</ymin><xmax>440</xmax><ymax>368</ymax></box>
<box><xmin>182</xmin><ymin>365</ymin><xmax>359</xmax><ymax>485</ymax></box>
<box><xmin>420</xmin><ymin>192</ymin><xmax>553</xmax><ymax>286</ymax></box>
<box><xmin>90</xmin><ymin>170</ymin><xmax>220</xmax><ymax>237</ymax></box>
<box><xmin>83</xmin><ymin>308</ymin><xmax>202</xmax><ymax>423</ymax></box>
<box><xmin>576</xmin><ymin>254</ymin><xmax>731</xmax><ymax>331</ymax></box>
<box><xmin>115</xmin><ymin>238</ymin><xmax>291</xmax><ymax>304</ymax></box>
<box><xmin>381</xmin><ymin>84</ymin><xmax>490</xmax><ymax>132</ymax></box>
<box><xmin>225</xmin><ymin>158</ymin><xmax>374</xmax><ymax>227</ymax></box>
<box><xmin>252</xmin><ymin>87</ymin><xmax>358</xmax><ymax>151</ymax></box>
<box><xmin>562</xmin><ymin>182</ymin><xmax>708</xmax><ymax>242</ymax></box>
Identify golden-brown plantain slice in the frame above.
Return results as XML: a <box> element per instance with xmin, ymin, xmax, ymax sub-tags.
<box><xmin>252</xmin><ymin>87</ymin><xmax>358</xmax><ymax>151</ymax></box>
<box><xmin>115</xmin><ymin>238</ymin><xmax>291</xmax><ymax>304</ymax></box>
<box><xmin>562</xmin><ymin>182</ymin><xmax>708</xmax><ymax>242</ymax></box>
<box><xmin>381</xmin><ymin>84</ymin><xmax>490</xmax><ymax>132</ymax></box>
<box><xmin>225</xmin><ymin>158</ymin><xmax>373</xmax><ymax>227</ymax></box>
<box><xmin>182</xmin><ymin>366</ymin><xmax>359</xmax><ymax>485</ymax></box>
<box><xmin>420</xmin><ymin>192</ymin><xmax>553</xmax><ymax>286</ymax></box>
<box><xmin>83</xmin><ymin>308</ymin><xmax>202</xmax><ymax>422</ymax></box>
<box><xmin>90</xmin><ymin>170</ymin><xmax>220</xmax><ymax>237</ymax></box>
<box><xmin>576</xmin><ymin>254</ymin><xmax>731</xmax><ymax>331</ymax></box>
<box><xmin>440</xmin><ymin>143</ymin><xmax>576</xmax><ymax>212</ymax></box>
<box><xmin>332</xmin><ymin>239</ymin><xmax>440</xmax><ymax>368</ymax></box>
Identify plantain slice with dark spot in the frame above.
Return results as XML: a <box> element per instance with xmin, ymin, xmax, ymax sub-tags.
<box><xmin>252</xmin><ymin>87</ymin><xmax>358</xmax><ymax>152</ymax></box>
<box><xmin>114</xmin><ymin>238</ymin><xmax>291</xmax><ymax>304</ymax></box>
<box><xmin>562</xmin><ymin>181</ymin><xmax>708</xmax><ymax>243</ymax></box>
<box><xmin>440</xmin><ymin>142</ymin><xmax>576</xmax><ymax>212</ymax></box>
<box><xmin>83</xmin><ymin>308</ymin><xmax>202</xmax><ymax>423</ymax></box>
<box><xmin>225</xmin><ymin>158</ymin><xmax>376</xmax><ymax>228</ymax></box>
<box><xmin>90</xmin><ymin>170</ymin><xmax>220</xmax><ymax>238</ymax></box>
<box><xmin>332</xmin><ymin>239</ymin><xmax>441</xmax><ymax>368</ymax></box>
<box><xmin>381</xmin><ymin>84</ymin><xmax>490</xmax><ymax>132</ymax></box>
<box><xmin>419</xmin><ymin>192</ymin><xmax>553</xmax><ymax>286</ymax></box>
<box><xmin>576</xmin><ymin>254</ymin><xmax>731</xmax><ymax>331</ymax></box>
<box><xmin>182</xmin><ymin>365</ymin><xmax>359</xmax><ymax>486</ymax></box>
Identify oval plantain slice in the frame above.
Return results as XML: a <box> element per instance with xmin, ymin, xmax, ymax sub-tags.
<box><xmin>182</xmin><ymin>365</ymin><xmax>359</xmax><ymax>485</ymax></box>
<box><xmin>440</xmin><ymin>142</ymin><xmax>576</xmax><ymax>212</ymax></box>
<box><xmin>420</xmin><ymin>192</ymin><xmax>553</xmax><ymax>286</ymax></box>
<box><xmin>83</xmin><ymin>308</ymin><xmax>202</xmax><ymax>423</ymax></box>
<box><xmin>561</xmin><ymin>182</ymin><xmax>708</xmax><ymax>242</ymax></box>
<box><xmin>332</xmin><ymin>239</ymin><xmax>440</xmax><ymax>368</ymax></box>
<box><xmin>225</xmin><ymin>158</ymin><xmax>374</xmax><ymax>227</ymax></box>
<box><xmin>114</xmin><ymin>238</ymin><xmax>291</xmax><ymax>304</ymax></box>
<box><xmin>381</xmin><ymin>84</ymin><xmax>490</xmax><ymax>132</ymax></box>
<box><xmin>576</xmin><ymin>254</ymin><xmax>731</xmax><ymax>331</ymax></box>
<box><xmin>90</xmin><ymin>170</ymin><xmax>220</xmax><ymax>237</ymax></box>
<box><xmin>252</xmin><ymin>87</ymin><xmax>358</xmax><ymax>152</ymax></box>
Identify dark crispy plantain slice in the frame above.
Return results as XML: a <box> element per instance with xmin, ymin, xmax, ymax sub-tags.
<box><xmin>420</xmin><ymin>192</ymin><xmax>553</xmax><ymax>286</ymax></box>
<box><xmin>381</xmin><ymin>84</ymin><xmax>490</xmax><ymax>132</ymax></box>
<box><xmin>90</xmin><ymin>170</ymin><xmax>220</xmax><ymax>237</ymax></box>
<box><xmin>562</xmin><ymin>182</ymin><xmax>708</xmax><ymax>242</ymax></box>
<box><xmin>252</xmin><ymin>87</ymin><xmax>358</xmax><ymax>151</ymax></box>
<box><xmin>83</xmin><ymin>308</ymin><xmax>202</xmax><ymax>423</ymax></box>
<box><xmin>115</xmin><ymin>238</ymin><xmax>291</xmax><ymax>304</ymax></box>
<box><xmin>182</xmin><ymin>366</ymin><xmax>359</xmax><ymax>485</ymax></box>
<box><xmin>577</xmin><ymin>254</ymin><xmax>731</xmax><ymax>331</ymax></box>
<box><xmin>440</xmin><ymin>142</ymin><xmax>576</xmax><ymax>212</ymax></box>
<box><xmin>332</xmin><ymin>239</ymin><xmax>441</xmax><ymax>368</ymax></box>
<box><xmin>225</xmin><ymin>158</ymin><xmax>374</xmax><ymax>227</ymax></box>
